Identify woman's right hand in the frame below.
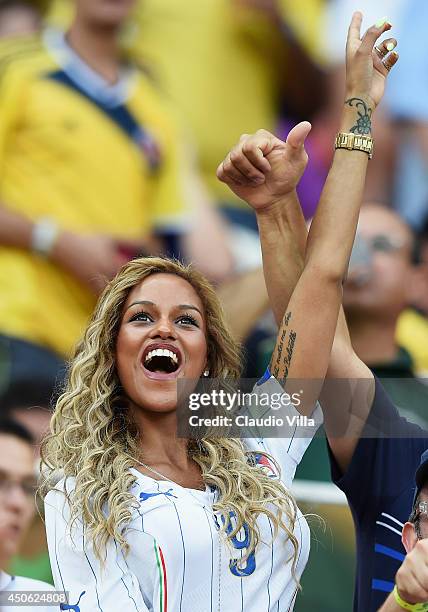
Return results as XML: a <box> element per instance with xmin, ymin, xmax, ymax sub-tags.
<box><xmin>216</xmin><ymin>122</ymin><xmax>311</xmax><ymax>212</ymax></box>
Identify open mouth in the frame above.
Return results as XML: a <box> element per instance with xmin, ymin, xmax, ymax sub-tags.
<box><xmin>143</xmin><ymin>347</ymin><xmax>180</xmax><ymax>375</ymax></box>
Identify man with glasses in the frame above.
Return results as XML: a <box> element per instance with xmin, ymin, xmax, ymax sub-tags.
<box><xmin>379</xmin><ymin>449</ymin><xmax>428</xmax><ymax>611</ymax></box>
<box><xmin>0</xmin><ymin>419</ymin><xmax>55</xmax><ymax>611</ymax></box>
<box><xmin>343</xmin><ymin>203</ymin><xmax>427</xmax><ymax>413</ymax></box>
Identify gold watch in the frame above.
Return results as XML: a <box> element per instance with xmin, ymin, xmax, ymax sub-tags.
<box><xmin>334</xmin><ymin>132</ymin><xmax>374</xmax><ymax>159</ymax></box>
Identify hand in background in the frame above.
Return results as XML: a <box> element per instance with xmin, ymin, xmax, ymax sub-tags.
<box><xmin>52</xmin><ymin>231</ymin><xmax>134</xmax><ymax>294</ymax></box>
<box><xmin>216</xmin><ymin>122</ymin><xmax>311</xmax><ymax>211</ymax></box>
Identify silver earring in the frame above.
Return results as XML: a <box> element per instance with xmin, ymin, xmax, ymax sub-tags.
<box><xmin>203</xmin><ymin>370</ymin><xmax>210</xmax><ymax>377</ymax></box>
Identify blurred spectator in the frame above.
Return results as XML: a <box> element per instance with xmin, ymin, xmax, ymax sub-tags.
<box><xmin>131</xmin><ymin>0</ymin><xmax>325</xmax><ymax>269</ymax></box>
<box><xmin>397</xmin><ymin>223</ymin><xmax>428</xmax><ymax>377</ymax></box>
<box><xmin>343</xmin><ymin>204</ymin><xmax>428</xmax><ymax>424</ymax></box>
<box><xmin>0</xmin><ymin>377</ymin><xmax>54</xmax><ymax>451</ymax></box>
<box><xmin>0</xmin><ymin>0</ymin><xmax>231</xmax><ymax>413</ymax></box>
<box><xmin>378</xmin><ymin>449</ymin><xmax>428</xmax><ymax>611</ymax></box>
<box><xmin>0</xmin><ymin>0</ymin><xmax>46</xmax><ymax>38</ymax></box>
<box><xmin>0</xmin><ymin>419</ymin><xmax>54</xmax><ymax>611</ymax></box>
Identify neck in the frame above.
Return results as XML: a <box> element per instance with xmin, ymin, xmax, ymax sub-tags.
<box><xmin>347</xmin><ymin>312</ymin><xmax>399</xmax><ymax>365</ymax></box>
<box><xmin>66</xmin><ymin>17</ymin><xmax>121</xmax><ymax>84</ymax></box>
<box><xmin>130</xmin><ymin>406</ymin><xmax>192</xmax><ymax>471</ymax></box>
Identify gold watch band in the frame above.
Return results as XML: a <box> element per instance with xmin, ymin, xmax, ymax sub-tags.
<box><xmin>334</xmin><ymin>132</ymin><xmax>374</xmax><ymax>159</ymax></box>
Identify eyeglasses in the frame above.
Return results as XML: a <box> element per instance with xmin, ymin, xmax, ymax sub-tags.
<box><xmin>0</xmin><ymin>476</ymin><xmax>37</xmax><ymax>500</ymax></box>
<box><xmin>365</xmin><ymin>234</ymin><xmax>405</xmax><ymax>254</ymax></box>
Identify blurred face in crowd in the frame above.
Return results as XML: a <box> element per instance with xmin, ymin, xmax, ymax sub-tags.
<box><xmin>74</xmin><ymin>0</ymin><xmax>136</xmax><ymax>28</ymax></box>
<box><xmin>0</xmin><ymin>5</ymin><xmax>40</xmax><ymax>38</ymax></box>
<box><xmin>0</xmin><ymin>434</ymin><xmax>35</xmax><ymax>566</ymax></box>
<box><xmin>402</xmin><ymin>487</ymin><xmax>428</xmax><ymax>552</ymax></box>
<box><xmin>343</xmin><ymin>204</ymin><xmax>416</xmax><ymax>320</ymax></box>
<box><xmin>116</xmin><ymin>273</ymin><xmax>208</xmax><ymax>414</ymax></box>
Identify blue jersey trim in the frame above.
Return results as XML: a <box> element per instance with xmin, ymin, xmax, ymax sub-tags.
<box><xmin>256</xmin><ymin>367</ymin><xmax>271</xmax><ymax>387</ymax></box>
<box><xmin>374</xmin><ymin>543</ymin><xmax>405</xmax><ymax>562</ymax></box>
<box><xmin>44</xmin><ymin>70</ymin><xmax>160</xmax><ymax>171</ymax></box>
<box><xmin>372</xmin><ymin>579</ymin><xmax>395</xmax><ymax>593</ymax></box>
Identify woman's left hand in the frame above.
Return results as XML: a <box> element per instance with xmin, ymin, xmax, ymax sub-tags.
<box><xmin>345</xmin><ymin>12</ymin><xmax>399</xmax><ymax>109</ymax></box>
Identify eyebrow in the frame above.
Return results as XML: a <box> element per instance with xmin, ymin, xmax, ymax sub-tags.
<box><xmin>126</xmin><ymin>300</ymin><xmax>155</xmax><ymax>312</ymax></box>
<box><xmin>125</xmin><ymin>300</ymin><xmax>203</xmax><ymax>317</ymax></box>
<box><xmin>178</xmin><ymin>304</ymin><xmax>203</xmax><ymax>317</ymax></box>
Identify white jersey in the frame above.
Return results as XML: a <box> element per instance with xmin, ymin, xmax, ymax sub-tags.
<box><xmin>0</xmin><ymin>571</ymin><xmax>56</xmax><ymax>612</ymax></box>
<box><xmin>44</xmin><ymin>375</ymin><xmax>322</xmax><ymax>612</ymax></box>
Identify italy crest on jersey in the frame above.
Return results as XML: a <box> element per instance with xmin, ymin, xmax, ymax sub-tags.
<box><xmin>252</xmin><ymin>453</ymin><xmax>278</xmax><ymax>479</ymax></box>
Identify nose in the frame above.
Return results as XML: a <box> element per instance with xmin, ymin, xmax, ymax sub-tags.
<box><xmin>149</xmin><ymin>316</ymin><xmax>177</xmax><ymax>340</ymax></box>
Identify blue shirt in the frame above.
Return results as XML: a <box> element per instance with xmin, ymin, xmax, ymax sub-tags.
<box><xmin>328</xmin><ymin>377</ymin><xmax>428</xmax><ymax>612</ymax></box>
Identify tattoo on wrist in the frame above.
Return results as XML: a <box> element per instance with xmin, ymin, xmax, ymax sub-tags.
<box><xmin>345</xmin><ymin>98</ymin><xmax>372</xmax><ymax>135</ymax></box>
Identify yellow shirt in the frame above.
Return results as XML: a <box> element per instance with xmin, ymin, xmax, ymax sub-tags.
<box><xmin>48</xmin><ymin>0</ymin><xmax>324</xmax><ymax>206</ymax></box>
<box><xmin>397</xmin><ymin>309</ymin><xmax>428</xmax><ymax>376</ymax></box>
<box><xmin>134</xmin><ymin>0</ymin><xmax>323</xmax><ymax>205</ymax></box>
<box><xmin>0</xmin><ymin>33</ymin><xmax>187</xmax><ymax>357</ymax></box>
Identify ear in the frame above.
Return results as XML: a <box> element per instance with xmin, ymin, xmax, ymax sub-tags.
<box><xmin>402</xmin><ymin>521</ymin><xmax>418</xmax><ymax>553</ymax></box>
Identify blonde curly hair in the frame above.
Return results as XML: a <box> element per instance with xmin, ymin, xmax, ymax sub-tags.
<box><xmin>40</xmin><ymin>257</ymin><xmax>300</xmax><ymax>577</ymax></box>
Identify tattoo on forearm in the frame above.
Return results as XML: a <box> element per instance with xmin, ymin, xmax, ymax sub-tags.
<box><xmin>271</xmin><ymin>311</ymin><xmax>297</xmax><ymax>385</ymax></box>
<box><xmin>345</xmin><ymin>97</ymin><xmax>372</xmax><ymax>135</ymax></box>
<box><xmin>274</xmin><ymin>328</ymin><xmax>286</xmax><ymax>374</ymax></box>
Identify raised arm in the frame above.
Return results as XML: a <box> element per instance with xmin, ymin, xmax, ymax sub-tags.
<box><xmin>217</xmin><ymin>13</ymin><xmax>398</xmax><ymax>415</ymax></box>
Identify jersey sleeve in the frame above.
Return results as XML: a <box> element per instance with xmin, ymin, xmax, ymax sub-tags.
<box><xmin>44</xmin><ymin>485</ymin><xmax>150</xmax><ymax>612</ymax></box>
<box><xmin>328</xmin><ymin>376</ymin><xmax>428</xmax><ymax>520</ymax></box>
<box><xmin>244</xmin><ymin>369</ymin><xmax>323</xmax><ymax>489</ymax></box>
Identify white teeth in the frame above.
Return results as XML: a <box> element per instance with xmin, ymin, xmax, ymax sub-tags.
<box><xmin>144</xmin><ymin>348</ymin><xmax>178</xmax><ymax>365</ymax></box>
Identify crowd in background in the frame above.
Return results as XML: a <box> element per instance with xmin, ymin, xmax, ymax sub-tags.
<box><xmin>0</xmin><ymin>0</ymin><xmax>428</xmax><ymax>610</ymax></box>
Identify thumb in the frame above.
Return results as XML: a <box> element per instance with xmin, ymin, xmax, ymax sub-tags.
<box><xmin>285</xmin><ymin>121</ymin><xmax>312</xmax><ymax>151</ymax></box>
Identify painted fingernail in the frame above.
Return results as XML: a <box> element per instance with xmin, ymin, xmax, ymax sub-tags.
<box><xmin>386</xmin><ymin>41</ymin><xmax>395</xmax><ymax>51</ymax></box>
<box><xmin>376</xmin><ymin>16</ymin><xmax>388</xmax><ymax>28</ymax></box>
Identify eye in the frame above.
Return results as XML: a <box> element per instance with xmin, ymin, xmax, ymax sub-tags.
<box><xmin>177</xmin><ymin>314</ymin><xmax>199</xmax><ymax>327</ymax></box>
<box><xmin>129</xmin><ymin>310</ymin><xmax>153</xmax><ymax>323</ymax></box>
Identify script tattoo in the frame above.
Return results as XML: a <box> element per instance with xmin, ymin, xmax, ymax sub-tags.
<box><xmin>271</xmin><ymin>311</ymin><xmax>297</xmax><ymax>385</ymax></box>
<box><xmin>345</xmin><ymin>97</ymin><xmax>372</xmax><ymax>135</ymax></box>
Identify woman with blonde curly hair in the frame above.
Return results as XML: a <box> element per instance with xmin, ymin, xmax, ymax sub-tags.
<box><xmin>41</xmin><ymin>13</ymin><xmax>398</xmax><ymax>612</ymax></box>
